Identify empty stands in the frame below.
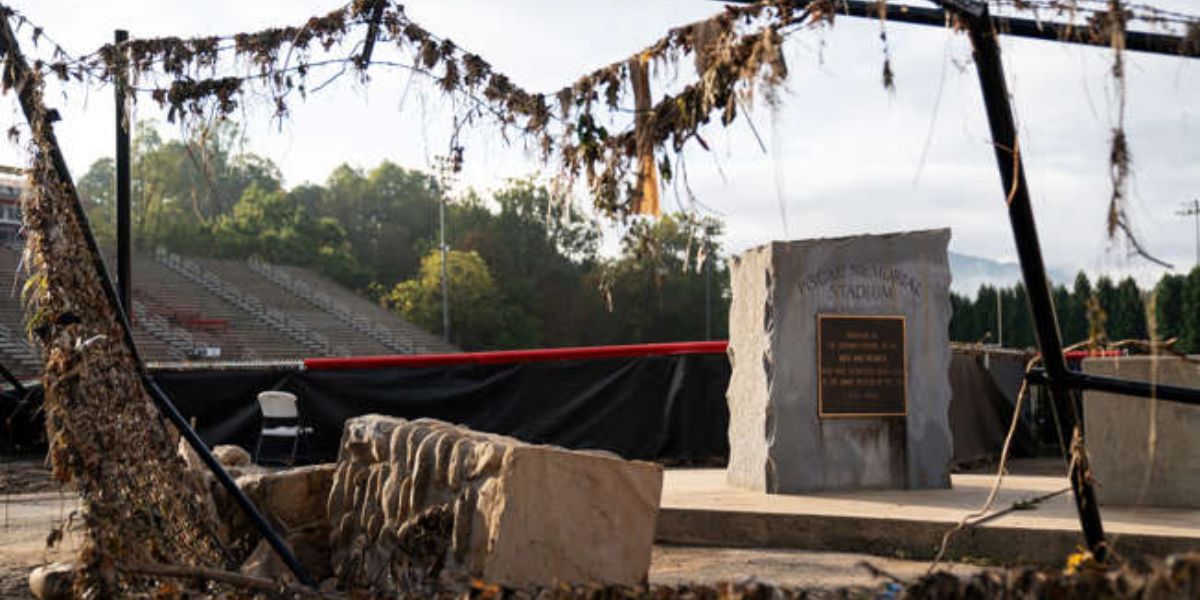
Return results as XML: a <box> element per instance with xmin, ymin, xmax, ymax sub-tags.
<box><xmin>0</xmin><ymin>244</ymin><xmax>456</xmax><ymax>380</ymax></box>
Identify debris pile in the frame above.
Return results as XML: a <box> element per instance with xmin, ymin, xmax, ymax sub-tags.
<box><xmin>17</xmin><ymin>54</ymin><xmax>227</xmax><ymax>600</ymax></box>
<box><xmin>329</xmin><ymin>416</ymin><xmax>663</xmax><ymax>592</ymax></box>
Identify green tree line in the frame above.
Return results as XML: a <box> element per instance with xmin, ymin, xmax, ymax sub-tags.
<box><xmin>950</xmin><ymin>269</ymin><xmax>1200</xmax><ymax>353</ymax></box>
<box><xmin>78</xmin><ymin>123</ymin><xmax>729</xmax><ymax>351</ymax></box>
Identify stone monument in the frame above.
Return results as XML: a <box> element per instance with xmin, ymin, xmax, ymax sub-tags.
<box><xmin>726</xmin><ymin>229</ymin><xmax>953</xmax><ymax>493</ymax></box>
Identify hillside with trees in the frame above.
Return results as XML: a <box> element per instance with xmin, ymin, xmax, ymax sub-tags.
<box><xmin>949</xmin><ymin>269</ymin><xmax>1200</xmax><ymax>353</ymax></box>
<box><xmin>77</xmin><ymin>123</ymin><xmax>729</xmax><ymax>351</ymax></box>
<box><xmin>79</xmin><ymin>123</ymin><xmax>1198</xmax><ymax>354</ymax></box>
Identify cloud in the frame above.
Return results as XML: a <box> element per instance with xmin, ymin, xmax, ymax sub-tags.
<box><xmin>3</xmin><ymin>0</ymin><xmax>1197</xmax><ymax>282</ymax></box>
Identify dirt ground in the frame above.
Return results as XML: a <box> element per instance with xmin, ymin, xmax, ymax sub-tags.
<box><xmin>0</xmin><ymin>457</ymin><xmax>981</xmax><ymax>598</ymax></box>
<box><xmin>1</xmin><ymin>458</ymin><xmax>81</xmax><ymax>599</ymax></box>
<box><xmin>650</xmin><ymin>546</ymin><xmax>981</xmax><ymax>589</ymax></box>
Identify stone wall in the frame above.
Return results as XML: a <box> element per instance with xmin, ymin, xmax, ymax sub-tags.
<box><xmin>1082</xmin><ymin>356</ymin><xmax>1200</xmax><ymax>508</ymax></box>
<box><xmin>727</xmin><ymin>230</ymin><xmax>953</xmax><ymax>493</ymax></box>
<box><xmin>327</xmin><ymin>415</ymin><xmax>663</xmax><ymax>591</ymax></box>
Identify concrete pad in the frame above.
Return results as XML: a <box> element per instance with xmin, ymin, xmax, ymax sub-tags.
<box><xmin>657</xmin><ymin>468</ymin><xmax>1200</xmax><ymax>565</ymax></box>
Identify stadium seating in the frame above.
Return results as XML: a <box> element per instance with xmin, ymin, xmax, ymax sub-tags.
<box><xmin>0</xmin><ymin>244</ymin><xmax>457</xmax><ymax>380</ymax></box>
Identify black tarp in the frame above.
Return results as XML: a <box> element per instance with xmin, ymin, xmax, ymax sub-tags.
<box><xmin>4</xmin><ymin>346</ymin><xmax>1041</xmax><ymax>466</ymax></box>
<box><xmin>947</xmin><ymin>349</ymin><xmax>1037</xmax><ymax>464</ymax></box>
<box><xmin>153</xmin><ymin>353</ymin><xmax>731</xmax><ymax>464</ymax></box>
<box><xmin>0</xmin><ymin>385</ymin><xmax>42</xmax><ymax>452</ymax></box>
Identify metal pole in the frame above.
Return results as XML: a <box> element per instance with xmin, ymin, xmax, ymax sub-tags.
<box><xmin>704</xmin><ymin>253</ymin><xmax>712</xmax><ymax>341</ymax></box>
<box><xmin>0</xmin><ymin>15</ymin><xmax>315</xmax><ymax>587</ymax></box>
<box><xmin>950</xmin><ymin>1</ymin><xmax>1109</xmax><ymax>560</ymax></box>
<box><xmin>997</xmin><ymin>289</ymin><xmax>1002</xmax><ymax>347</ymax></box>
<box><xmin>440</xmin><ymin>183</ymin><xmax>449</xmax><ymax>343</ymax></box>
<box><xmin>114</xmin><ymin>30</ymin><xmax>132</xmax><ymax>317</ymax></box>
<box><xmin>716</xmin><ymin>0</ymin><xmax>1200</xmax><ymax>58</ymax></box>
<box><xmin>1178</xmin><ymin>199</ymin><xmax>1200</xmax><ymax>267</ymax></box>
<box><xmin>1028</xmin><ymin>368</ymin><xmax>1200</xmax><ymax>407</ymax></box>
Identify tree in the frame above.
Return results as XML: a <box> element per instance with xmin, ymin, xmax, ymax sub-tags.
<box><xmin>1181</xmin><ymin>267</ymin><xmax>1200</xmax><ymax>353</ymax></box>
<box><xmin>449</xmin><ymin>179</ymin><xmax>599</xmax><ymax>347</ymax></box>
<box><xmin>77</xmin><ymin>121</ymin><xmax>286</xmax><ymax>255</ymax></box>
<box><xmin>1052</xmin><ymin>284</ymin><xmax>1072</xmax><ymax>344</ymax></box>
<box><xmin>213</xmin><ymin>183</ymin><xmax>366</xmax><ymax>286</ymax></box>
<box><xmin>1153</xmin><ymin>273</ymin><xmax>1185</xmax><ymax>344</ymax></box>
<box><xmin>320</xmin><ymin>162</ymin><xmax>441</xmax><ymax>286</ymax></box>
<box><xmin>385</xmin><ymin>250</ymin><xmax>510</xmax><ymax>349</ymax></box>
<box><xmin>588</xmin><ymin>213</ymin><xmax>730</xmax><ymax>344</ymax></box>
<box><xmin>973</xmin><ymin>285</ymin><xmax>999</xmax><ymax>344</ymax></box>
<box><xmin>1066</xmin><ymin>272</ymin><xmax>1093</xmax><ymax>345</ymax></box>
<box><xmin>1093</xmin><ymin>276</ymin><xmax>1118</xmax><ymax>342</ymax></box>
<box><xmin>1111</xmin><ymin>276</ymin><xmax>1147</xmax><ymax>341</ymax></box>
<box><xmin>78</xmin><ymin>158</ymin><xmax>116</xmax><ymax>242</ymax></box>
<box><xmin>949</xmin><ymin>292</ymin><xmax>973</xmax><ymax>342</ymax></box>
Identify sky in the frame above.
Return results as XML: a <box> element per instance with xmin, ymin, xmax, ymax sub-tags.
<box><xmin>3</xmin><ymin>0</ymin><xmax>1199</xmax><ymax>290</ymax></box>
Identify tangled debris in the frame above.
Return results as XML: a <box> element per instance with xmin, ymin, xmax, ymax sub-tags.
<box><xmin>90</xmin><ymin>553</ymin><xmax>1200</xmax><ymax>599</ymax></box>
<box><xmin>3</xmin><ymin>14</ymin><xmax>227</xmax><ymax>599</ymax></box>
<box><xmin>1</xmin><ymin>1</ymin><xmax>1200</xmax><ymax>596</ymax></box>
<box><xmin>6</xmin><ymin>0</ymin><xmax>1192</xmax><ymax>223</ymax></box>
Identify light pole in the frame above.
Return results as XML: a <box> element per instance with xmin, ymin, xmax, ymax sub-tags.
<box><xmin>439</xmin><ymin>182</ymin><xmax>449</xmax><ymax>343</ymax></box>
<box><xmin>1178</xmin><ymin>199</ymin><xmax>1200</xmax><ymax>268</ymax></box>
<box><xmin>704</xmin><ymin>251</ymin><xmax>712</xmax><ymax>341</ymax></box>
<box><xmin>430</xmin><ymin>168</ymin><xmax>450</xmax><ymax>344</ymax></box>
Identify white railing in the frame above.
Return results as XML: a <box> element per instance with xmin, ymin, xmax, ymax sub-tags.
<box><xmin>0</xmin><ymin>322</ymin><xmax>40</xmax><ymax>371</ymax></box>
<box><xmin>155</xmin><ymin>249</ymin><xmax>333</xmax><ymax>355</ymax></box>
<box><xmin>247</xmin><ymin>257</ymin><xmax>416</xmax><ymax>353</ymax></box>
<box><xmin>130</xmin><ymin>300</ymin><xmax>191</xmax><ymax>360</ymax></box>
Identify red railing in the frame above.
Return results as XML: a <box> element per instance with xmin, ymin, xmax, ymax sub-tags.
<box><xmin>304</xmin><ymin>341</ymin><xmax>1122</xmax><ymax>371</ymax></box>
<box><xmin>303</xmin><ymin>341</ymin><xmax>729</xmax><ymax>370</ymax></box>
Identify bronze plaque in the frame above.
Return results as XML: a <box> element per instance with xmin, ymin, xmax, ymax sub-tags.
<box><xmin>818</xmin><ymin>314</ymin><xmax>907</xmax><ymax>417</ymax></box>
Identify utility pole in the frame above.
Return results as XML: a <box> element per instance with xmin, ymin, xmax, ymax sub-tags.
<box><xmin>439</xmin><ymin>184</ymin><xmax>449</xmax><ymax>343</ymax></box>
<box><xmin>997</xmin><ymin>289</ymin><xmax>1003</xmax><ymax>347</ymax></box>
<box><xmin>433</xmin><ymin>153</ymin><xmax>458</xmax><ymax>344</ymax></box>
<box><xmin>1178</xmin><ymin>199</ymin><xmax>1200</xmax><ymax>268</ymax></box>
<box><xmin>704</xmin><ymin>251</ymin><xmax>712</xmax><ymax>341</ymax></box>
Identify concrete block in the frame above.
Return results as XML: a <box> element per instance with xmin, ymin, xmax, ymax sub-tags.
<box><xmin>28</xmin><ymin>562</ymin><xmax>76</xmax><ymax>600</ymax></box>
<box><xmin>214</xmin><ymin>444</ymin><xmax>252</xmax><ymax>467</ymax></box>
<box><xmin>1082</xmin><ymin>356</ymin><xmax>1200</xmax><ymax>508</ymax></box>
<box><xmin>215</xmin><ymin>463</ymin><xmax>334</xmax><ymax>560</ymax></box>
<box><xmin>726</xmin><ymin>230</ymin><xmax>953</xmax><ymax>493</ymax></box>
<box><xmin>328</xmin><ymin>415</ymin><xmax>663</xmax><ymax>591</ymax></box>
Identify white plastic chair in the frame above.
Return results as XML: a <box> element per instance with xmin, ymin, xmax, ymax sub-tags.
<box><xmin>254</xmin><ymin>390</ymin><xmax>313</xmax><ymax>465</ymax></box>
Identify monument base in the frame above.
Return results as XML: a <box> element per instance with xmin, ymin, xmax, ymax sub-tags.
<box><xmin>726</xmin><ymin>230</ymin><xmax>953</xmax><ymax>494</ymax></box>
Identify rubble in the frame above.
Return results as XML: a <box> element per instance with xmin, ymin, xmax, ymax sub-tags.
<box><xmin>328</xmin><ymin>415</ymin><xmax>664</xmax><ymax>591</ymax></box>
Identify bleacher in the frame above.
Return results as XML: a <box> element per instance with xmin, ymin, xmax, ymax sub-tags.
<box><xmin>0</xmin><ymin>244</ymin><xmax>458</xmax><ymax>380</ymax></box>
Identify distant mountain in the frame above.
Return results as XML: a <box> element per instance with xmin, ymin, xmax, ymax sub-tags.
<box><xmin>949</xmin><ymin>252</ymin><xmax>1073</xmax><ymax>295</ymax></box>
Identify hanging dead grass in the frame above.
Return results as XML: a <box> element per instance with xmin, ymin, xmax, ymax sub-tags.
<box><xmin>6</xmin><ymin>24</ymin><xmax>227</xmax><ymax>597</ymax></box>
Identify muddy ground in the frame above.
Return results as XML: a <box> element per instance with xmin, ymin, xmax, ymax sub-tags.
<box><xmin>1</xmin><ymin>457</ymin><xmax>81</xmax><ymax>599</ymax></box>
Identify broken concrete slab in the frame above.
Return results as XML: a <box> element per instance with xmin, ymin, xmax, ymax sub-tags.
<box><xmin>328</xmin><ymin>415</ymin><xmax>663</xmax><ymax>591</ymax></box>
<box><xmin>211</xmin><ymin>462</ymin><xmax>335</xmax><ymax>560</ymax></box>
<box><xmin>1082</xmin><ymin>356</ymin><xmax>1200</xmax><ymax>508</ymax></box>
